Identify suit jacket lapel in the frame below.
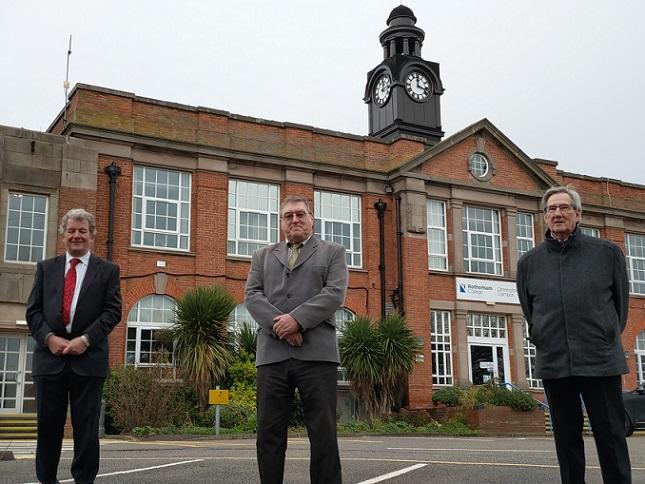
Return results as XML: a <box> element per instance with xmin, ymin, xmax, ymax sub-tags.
<box><xmin>273</xmin><ymin>242</ymin><xmax>289</xmax><ymax>269</ymax></box>
<box><xmin>77</xmin><ymin>255</ymin><xmax>99</xmax><ymax>307</ymax></box>
<box><xmin>292</xmin><ymin>238</ymin><xmax>318</xmax><ymax>270</ymax></box>
<box><xmin>52</xmin><ymin>256</ymin><xmax>66</xmax><ymax>326</ymax></box>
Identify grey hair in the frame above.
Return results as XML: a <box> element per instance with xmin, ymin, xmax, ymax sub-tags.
<box><xmin>541</xmin><ymin>186</ymin><xmax>582</xmax><ymax>212</ymax></box>
<box><xmin>280</xmin><ymin>195</ymin><xmax>313</xmax><ymax>215</ymax></box>
<box><xmin>59</xmin><ymin>208</ymin><xmax>97</xmax><ymax>235</ymax></box>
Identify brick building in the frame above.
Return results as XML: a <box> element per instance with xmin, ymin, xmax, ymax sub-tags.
<box><xmin>1</xmin><ymin>5</ymin><xmax>645</xmax><ymax>418</ymax></box>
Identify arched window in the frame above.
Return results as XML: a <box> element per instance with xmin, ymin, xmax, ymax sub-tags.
<box><xmin>126</xmin><ymin>295</ymin><xmax>176</xmax><ymax>367</ymax></box>
<box><xmin>636</xmin><ymin>330</ymin><xmax>645</xmax><ymax>385</ymax></box>
<box><xmin>229</xmin><ymin>304</ymin><xmax>257</xmax><ymax>333</ymax></box>
<box><xmin>334</xmin><ymin>308</ymin><xmax>356</xmax><ymax>337</ymax></box>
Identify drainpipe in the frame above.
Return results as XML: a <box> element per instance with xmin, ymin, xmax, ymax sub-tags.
<box><xmin>104</xmin><ymin>162</ymin><xmax>121</xmax><ymax>261</ymax></box>
<box><xmin>374</xmin><ymin>199</ymin><xmax>387</xmax><ymax>320</ymax></box>
<box><xmin>394</xmin><ymin>193</ymin><xmax>404</xmax><ymax>316</ymax></box>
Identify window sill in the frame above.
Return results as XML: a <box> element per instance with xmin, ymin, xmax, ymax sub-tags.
<box><xmin>128</xmin><ymin>246</ymin><xmax>195</xmax><ymax>257</ymax></box>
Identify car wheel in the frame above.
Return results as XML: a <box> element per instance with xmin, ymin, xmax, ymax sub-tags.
<box><xmin>625</xmin><ymin>410</ymin><xmax>634</xmax><ymax>438</ymax></box>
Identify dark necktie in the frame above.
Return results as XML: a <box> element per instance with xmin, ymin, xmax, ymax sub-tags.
<box><xmin>63</xmin><ymin>258</ymin><xmax>80</xmax><ymax>326</ymax></box>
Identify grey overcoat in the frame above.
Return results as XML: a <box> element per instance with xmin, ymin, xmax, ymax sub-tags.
<box><xmin>245</xmin><ymin>237</ymin><xmax>348</xmax><ymax>367</ymax></box>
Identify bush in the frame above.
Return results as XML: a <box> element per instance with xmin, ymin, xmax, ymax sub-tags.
<box><xmin>459</xmin><ymin>383</ymin><xmax>538</xmax><ymax>411</ymax></box>
<box><xmin>432</xmin><ymin>387</ymin><xmax>465</xmax><ymax>407</ymax></box>
<box><xmin>104</xmin><ymin>366</ymin><xmax>195</xmax><ymax>433</ymax></box>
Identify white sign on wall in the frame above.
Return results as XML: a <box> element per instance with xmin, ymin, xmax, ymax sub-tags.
<box><xmin>456</xmin><ymin>277</ymin><xmax>520</xmax><ymax>305</ymax></box>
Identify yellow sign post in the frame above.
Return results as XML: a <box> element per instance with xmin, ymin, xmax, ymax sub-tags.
<box><xmin>209</xmin><ymin>389</ymin><xmax>230</xmax><ymax>405</ymax></box>
<box><xmin>209</xmin><ymin>387</ymin><xmax>230</xmax><ymax>435</ymax></box>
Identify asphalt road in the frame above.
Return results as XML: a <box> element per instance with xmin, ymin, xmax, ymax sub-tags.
<box><xmin>2</xmin><ymin>434</ymin><xmax>645</xmax><ymax>483</ymax></box>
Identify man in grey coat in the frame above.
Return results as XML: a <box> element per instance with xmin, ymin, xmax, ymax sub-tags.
<box><xmin>517</xmin><ymin>186</ymin><xmax>631</xmax><ymax>484</ymax></box>
<box><xmin>245</xmin><ymin>195</ymin><xmax>348</xmax><ymax>484</ymax></box>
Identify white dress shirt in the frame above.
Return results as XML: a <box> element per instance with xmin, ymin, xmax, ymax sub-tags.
<box><xmin>65</xmin><ymin>251</ymin><xmax>91</xmax><ymax>334</ymax></box>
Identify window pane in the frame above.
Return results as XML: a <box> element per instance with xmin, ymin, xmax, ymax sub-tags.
<box><xmin>132</xmin><ymin>166</ymin><xmax>190</xmax><ymax>250</ymax></box>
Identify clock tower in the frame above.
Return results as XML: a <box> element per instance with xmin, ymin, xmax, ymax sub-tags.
<box><xmin>365</xmin><ymin>5</ymin><xmax>444</xmax><ymax>145</ymax></box>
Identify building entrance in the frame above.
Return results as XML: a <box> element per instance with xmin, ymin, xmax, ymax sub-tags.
<box><xmin>0</xmin><ymin>335</ymin><xmax>35</xmax><ymax>413</ymax></box>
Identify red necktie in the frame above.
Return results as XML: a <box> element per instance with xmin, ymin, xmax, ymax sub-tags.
<box><xmin>63</xmin><ymin>258</ymin><xmax>80</xmax><ymax>326</ymax></box>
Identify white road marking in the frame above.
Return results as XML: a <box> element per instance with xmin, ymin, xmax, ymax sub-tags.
<box><xmin>22</xmin><ymin>459</ymin><xmax>204</xmax><ymax>484</ymax></box>
<box><xmin>388</xmin><ymin>447</ymin><xmax>555</xmax><ymax>453</ymax></box>
<box><xmin>356</xmin><ymin>463</ymin><xmax>427</xmax><ymax>483</ymax></box>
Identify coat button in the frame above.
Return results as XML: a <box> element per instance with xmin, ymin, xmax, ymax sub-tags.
<box><xmin>287</xmin><ymin>293</ymin><xmax>292</xmax><ymax>298</ymax></box>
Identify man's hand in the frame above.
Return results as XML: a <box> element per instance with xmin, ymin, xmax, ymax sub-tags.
<box><xmin>273</xmin><ymin>313</ymin><xmax>301</xmax><ymax>339</ymax></box>
<box><xmin>284</xmin><ymin>332</ymin><xmax>303</xmax><ymax>347</ymax></box>
<box><xmin>47</xmin><ymin>335</ymin><xmax>70</xmax><ymax>356</ymax></box>
<box><xmin>61</xmin><ymin>337</ymin><xmax>88</xmax><ymax>356</ymax></box>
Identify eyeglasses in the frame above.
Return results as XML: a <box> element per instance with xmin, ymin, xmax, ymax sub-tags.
<box><xmin>545</xmin><ymin>204</ymin><xmax>574</xmax><ymax>214</ymax></box>
<box><xmin>281</xmin><ymin>211</ymin><xmax>309</xmax><ymax>220</ymax></box>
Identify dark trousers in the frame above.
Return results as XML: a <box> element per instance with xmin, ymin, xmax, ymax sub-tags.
<box><xmin>543</xmin><ymin>376</ymin><xmax>632</xmax><ymax>484</ymax></box>
<box><xmin>256</xmin><ymin>359</ymin><xmax>342</xmax><ymax>484</ymax></box>
<box><xmin>34</xmin><ymin>363</ymin><xmax>105</xmax><ymax>484</ymax></box>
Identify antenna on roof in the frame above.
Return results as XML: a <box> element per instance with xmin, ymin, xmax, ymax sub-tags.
<box><xmin>63</xmin><ymin>34</ymin><xmax>72</xmax><ymax>129</ymax></box>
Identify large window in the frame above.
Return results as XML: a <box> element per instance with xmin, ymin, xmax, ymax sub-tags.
<box><xmin>580</xmin><ymin>227</ymin><xmax>600</xmax><ymax>238</ymax></box>
<box><xmin>636</xmin><ymin>330</ymin><xmax>645</xmax><ymax>385</ymax></box>
<box><xmin>427</xmin><ymin>200</ymin><xmax>448</xmax><ymax>271</ymax></box>
<box><xmin>625</xmin><ymin>233</ymin><xmax>645</xmax><ymax>295</ymax></box>
<box><xmin>132</xmin><ymin>166</ymin><xmax>191</xmax><ymax>251</ymax></box>
<box><xmin>523</xmin><ymin>321</ymin><xmax>542</xmax><ymax>389</ymax></box>
<box><xmin>314</xmin><ymin>191</ymin><xmax>362</xmax><ymax>268</ymax></box>
<box><xmin>4</xmin><ymin>192</ymin><xmax>47</xmax><ymax>263</ymax></box>
<box><xmin>516</xmin><ymin>213</ymin><xmax>534</xmax><ymax>258</ymax></box>
<box><xmin>462</xmin><ymin>206</ymin><xmax>503</xmax><ymax>275</ymax></box>
<box><xmin>228</xmin><ymin>180</ymin><xmax>279</xmax><ymax>257</ymax></box>
<box><xmin>335</xmin><ymin>308</ymin><xmax>356</xmax><ymax>383</ymax></box>
<box><xmin>431</xmin><ymin>311</ymin><xmax>453</xmax><ymax>386</ymax></box>
<box><xmin>229</xmin><ymin>304</ymin><xmax>257</xmax><ymax>333</ymax></box>
<box><xmin>466</xmin><ymin>313</ymin><xmax>507</xmax><ymax>339</ymax></box>
<box><xmin>126</xmin><ymin>295</ymin><xmax>176</xmax><ymax>367</ymax></box>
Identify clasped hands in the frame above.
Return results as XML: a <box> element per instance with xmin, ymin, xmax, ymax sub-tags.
<box><xmin>47</xmin><ymin>334</ymin><xmax>88</xmax><ymax>356</ymax></box>
<box><xmin>273</xmin><ymin>313</ymin><xmax>303</xmax><ymax>347</ymax></box>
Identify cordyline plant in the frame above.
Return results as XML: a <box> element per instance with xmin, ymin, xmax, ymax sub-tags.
<box><xmin>172</xmin><ymin>285</ymin><xmax>237</xmax><ymax>410</ymax></box>
<box><xmin>339</xmin><ymin>314</ymin><xmax>421</xmax><ymax>419</ymax></box>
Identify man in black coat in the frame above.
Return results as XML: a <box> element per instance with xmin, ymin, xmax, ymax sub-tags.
<box><xmin>26</xmin><ymin>208</ymin><xmax>122</xmax><ymax>484</ymax></box>
<box><xmin>517</xmin><ymin>186</ymin><xmax>631</xmax><ymax>484</ymax></box>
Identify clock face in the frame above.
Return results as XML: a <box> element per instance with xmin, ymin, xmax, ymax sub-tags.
<box><xmin>405</xmin><ymin>71</ymin><xmax>432</xmax><ymax>102</ymax></box>
<box><xmin>373</xmin><ymin>74</ymin><xmax>392</xmax><ymax>106</ymax></box>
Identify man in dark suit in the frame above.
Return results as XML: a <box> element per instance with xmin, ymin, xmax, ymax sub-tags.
<box><xmin>517</xmin><ymin>186</ymin><xmax>631</xmax><ymax>484</ymax></box>
<box><xmin>245</xmin><ymin>195</ymin><xmax>348</xmax><ymax>484</ymax></box>
<box><xmin>26</xmin><ymin>208</ymin><xmax>122</xmax><ymax>484</ymax></box>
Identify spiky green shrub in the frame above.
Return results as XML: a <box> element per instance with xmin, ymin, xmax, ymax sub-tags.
<box><xmin>172</xmin><ymin>285</ymin><xmax>237</xmax><ymax>409</ymax></box>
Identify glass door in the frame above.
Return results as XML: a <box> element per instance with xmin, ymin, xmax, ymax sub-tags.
<box><xmin>469</xmin><ymin>344</ymin><xmax>508</xmax><ymax>385</ymax></box>
<box><xmin>0</xmin><ymin>335</ymin><xmax>34</xmax><ymax>413</ymax></box>
<box><xmin>0</xmin><ymin>336</ymin><xmax>22</xmax><ymax>413</ymax></box>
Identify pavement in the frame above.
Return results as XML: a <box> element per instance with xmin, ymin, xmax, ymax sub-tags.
<box><xmin>1</xmin><ymin>434</ymin><xmax>644</xmax><ymax>483</ymax></box>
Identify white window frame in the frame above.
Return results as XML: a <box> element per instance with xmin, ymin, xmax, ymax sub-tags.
<box><xmin>229</xmin><ymin>304</ymin><xmax>257</xmax><ymax>334</ymax></box>
<box><xmin>427</xmin><ymin>199</ymin><xmax>448</xmax><ymax>271</ymax></box>
<box><xmin>4</xmin><ymin>192</ymin><xmax>48</xmax><ymax>264</ymax></box>
<box><xmin>314</xmin><ymin>191</ymin><xmax>362</xmax><ymax>268</ymax></box>
<box><xmin>516</xmin><ymin>212</ymin><xmax>534</xmax><ymax>258</ymax></box>
<box><xmin>523</xmin><ymin>320</ymin><xmax>543</xmax><ymax>389</ymax></box>
<box><xmin>132</xmin><ymin>166</ymin><xmax>191</xmax><ymax>251</ymax></box>
<box><xmin>462</xmin><ymin>206</ymin><xmax>503</xmax><ymax>276</ymax></box>
<box><xmin>625</xmin><ymin>233</ymin><xmax>645</xmax><ymax>295</ymax></box>
<box><xmin>431</xmin><ymin>310</ymin><xmax>453</xmax><ymax>386</ymax></box>
<box><xmin>636</xmin><ymin>330</ymin><xmax>645</xmax><ymax>385</ymax></box>
<box><xmin>580</xmin><ymin>227</ymin><xmax>600</xmax><ymax>238</ymax></box>
<box><xmin>335</xmin><ymin>307</ymin><xmax>356</xmax><ymax>383</ymax></box>
<box><xmin>126</xmin><ymin>295</ymin><xmax>176</xmax><ymax>368</ymax></box>
<box><xmin>227</xmin><ymin>179</ymin><xmax>280</xmax><ymax>257</ymax></box>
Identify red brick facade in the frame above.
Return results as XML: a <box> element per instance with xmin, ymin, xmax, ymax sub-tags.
<box><xmin>41</xmin><ymin>84</ymin><xmax>645</xmax><ymax>409</ymax></box>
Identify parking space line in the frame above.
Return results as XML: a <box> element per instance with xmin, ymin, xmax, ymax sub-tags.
<box><xmin>22</xmin><ymin>458</ymin><xmax>205</xmax><ymax>484</ymax></box>
<box><xmin>356</xmin><ymin>463</ymin><xmax>427</xmax><ymax>483</ymax></box>
<box><xmin>388</xmin><ymin>447</ymin><xmax>555</xmax><ymax>453</ymax></box>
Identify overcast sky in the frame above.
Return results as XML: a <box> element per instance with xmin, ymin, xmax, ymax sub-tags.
<box><xmin>1</xmin><ymin>1</ymin><xmax>644</xmax><ymax>185</ymax></box>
